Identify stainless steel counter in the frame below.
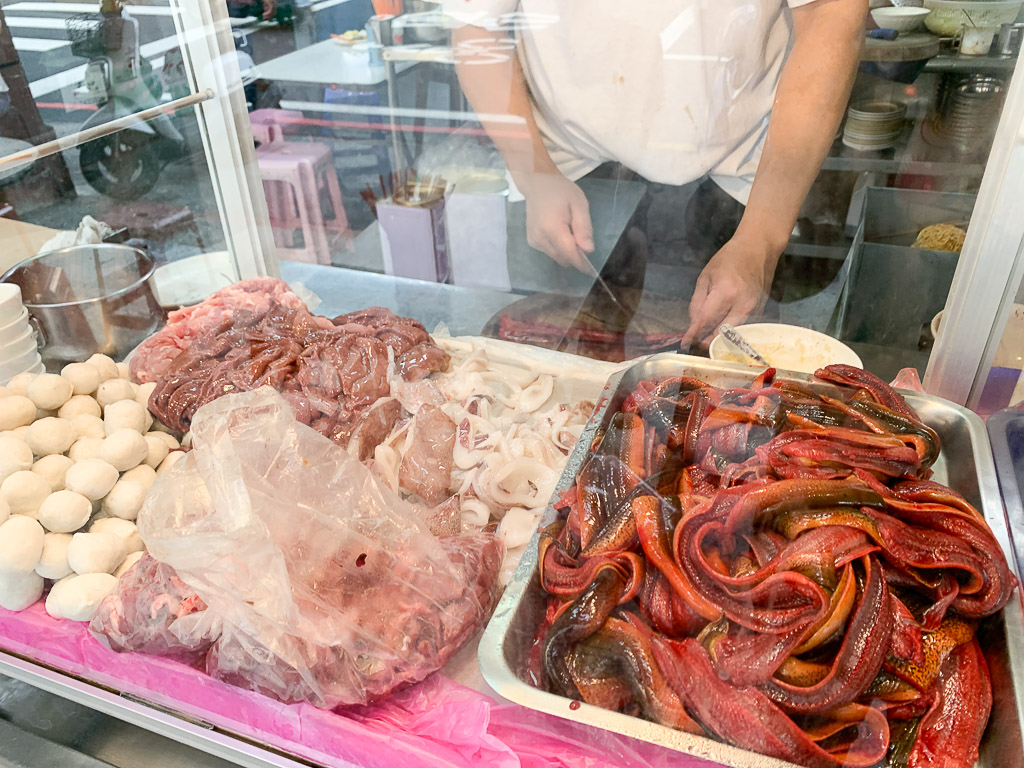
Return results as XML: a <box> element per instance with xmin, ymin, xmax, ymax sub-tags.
<box><xmin>0</xmin><ymin>674</ymin><xmax>239</xmax><ymax>768</ymax></box>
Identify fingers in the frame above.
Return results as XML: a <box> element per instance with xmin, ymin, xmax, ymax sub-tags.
<box><xmin>570</xmin><ymin>194</ymin><xmax>594</xmax><ymax>254</ymax></box>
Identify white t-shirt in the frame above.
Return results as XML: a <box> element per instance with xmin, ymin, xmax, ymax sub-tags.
<box><xmin>445</xmin><ymin>0</ymin><xmax>821</xmax><ymax>203</ymax></box>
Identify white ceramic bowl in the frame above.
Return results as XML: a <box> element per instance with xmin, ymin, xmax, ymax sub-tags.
<box><xmin>153</xmin><ymin>251</ymin><xmax>235</xmax><ymax>308</ymax></box>
<box><xmin>0</xmin><ymin>324</ymin><xmax>36</xmax><ymax>359</ymax></box>
<box><xmin>923</xmin><ymin>0</ymin><xmax>1022</xmax><ymax>35</ymax></box>
<box><xmin>709</xmin><ymin>323</ymin><xmax>863</xmax><ymax>375</ymax></box>
<box><xmin>0</xmin><ymin>346</ymin><xmax>42</xmax><ymax>382</ymax></box>
<box><xmin>0</xmin><ymin>306</ymin><xmax>28</xmax><ymax>339</ymax></box>
<box><xmin>871</xmin><ymin>6</ymin><xmax>932</xmax><ymax>31</ymax></box>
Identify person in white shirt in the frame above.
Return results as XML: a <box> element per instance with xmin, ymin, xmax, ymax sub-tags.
<box><xmin>446</xmin><ymin>0</ymin><xmax>866</xmax><ymax>344</ymax></box>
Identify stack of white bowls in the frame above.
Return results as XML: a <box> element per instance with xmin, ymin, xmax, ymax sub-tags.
<box><xmin>843</xmin><ymin>101</ymin><xmax>907</xmax><ymax>151</ymax></box>
<box><xmin>0</xmin><ymin>284</ymin><xmax>43</xmax><ymax>384</ymax></box>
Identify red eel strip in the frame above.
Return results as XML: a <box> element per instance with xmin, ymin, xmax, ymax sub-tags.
<box><xmin>652</xmin><ymin>636</ymin><xmax>890</xmax><ymax>768</ymax></box>
<box><xmin>907</xmin><ymin>638</ymin><xmax>992</xmax><ymax>768</ymax></box>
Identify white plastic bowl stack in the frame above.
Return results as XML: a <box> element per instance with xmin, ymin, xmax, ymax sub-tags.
<box><xmin>0</xmin><ymin>284</ymin><xmax>43</xmax><ymax>385</ymax></box>
<box><xmin>843</xmin><ymin>100</ymin><xmax>907</xmax><ymax>152</ymax></box>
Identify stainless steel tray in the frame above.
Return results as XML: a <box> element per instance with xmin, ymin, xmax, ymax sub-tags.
<box><xmin>479</xmin><ymin>354</ymin><xmax>1024</xmax><ymax>768</ymax></box>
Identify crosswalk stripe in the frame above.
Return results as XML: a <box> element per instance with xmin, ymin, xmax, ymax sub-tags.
<box><xmin>3</xmin><ymin>17</ymin><xmax>70</xmax><ymax>30</ymax></box>
<box><xmin>29</xmin><ymin>33</ymin><xmax>179</xmax><ymax>97</ymax></box>
<box><xmin>12</xmin><ymin>36</ymin><xmax>67</xmax><ymax>51</ymax></box>
<box><xmin>6</xmin><ymin>2</ymin><xmax>172</xmax><ymax>16</ymax></box>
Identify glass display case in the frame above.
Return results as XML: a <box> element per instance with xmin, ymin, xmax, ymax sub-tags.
<box><xmin>1</xmin><ymin>2</ymin><xmax>1024</xmax><ymax>768</ymax></box>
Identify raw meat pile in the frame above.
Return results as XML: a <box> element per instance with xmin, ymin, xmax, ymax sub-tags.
<box><xmin>90</xmin><ymin>388</ymin><xmax>503</xmax><ymax>708</ymax></box>
<box><xmin>135</xmin><ymin>280</ymin><xmax>450</xmax><ymax>454</ymax></box>
<box><xmin>130</xmin><ymin>278</ymin><xmax>322</xmax><ymax>383</ymax></box>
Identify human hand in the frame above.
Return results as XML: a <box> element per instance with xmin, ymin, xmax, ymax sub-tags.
<box><xmin>682</xmin><ymin>234</ymin><xmax>780</xmax><ymax>349</ymax></box>
<box><xmin>518</xmin><ymin>172</ymin><xmax>594</xmax><ymax>272</ymax></box>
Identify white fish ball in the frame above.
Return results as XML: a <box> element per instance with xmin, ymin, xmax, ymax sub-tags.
<box><xmin>113</xmin><ymin>549</ymin><xmax>143</xmax><ymax>579</ymax></box>
<box><xmin>6</xmin><ymin>373</ymin><xmax>36</xmax><ymax>397</ymax></box>
<box><xmin>68</xmin><ymin>437</ymin><xmax>103</xmax><ymax>463</ymax></box>
<box><xmin>0</xmin><ymin>435</ymin><xmax>33</xmax><ymax>484</ymax></box>
<box><xmin>145</xmin><ymin>431</ymin><xmax>179</xmax><ymax>450</ymax></box>
<box><xmin>25</xmin><ymin>417</ymin><xmax>77</xmax><ymax>457</ymax></box>
<box><xmin>89</xmin><ymin>517</ymin><xmax>142</xmax><ymax>554</ymax></box>
<box><xmin>156</xmin><ymin>450</ymin><xmax>187</xmax><ymax>476</ymax></box>
<box><xmin>0</xmin><ymin>386</ymin><xmax>11</xmax><ymax>398</ymax></box>
<box><xmin>67</xmin><ymin>531</ymin><xmax>125</xmax><ymax>575</ymax></box>
<box><xmin>35</xmin><ymin>532</ymin><xmax>73</xmax><ymax>580</ymax></box>
<box><xmin>99</xmin><ymin>429</ymin><xmax>147</xmax><ymax>472</ymax></box>
<box><xmin>58</xmin><ymin>395</ymin><xmax>102</xmax><ymax>420</ymax></box>
<box><xmin>45</xmin><ymin>573</ymin><xmax>118</xmax><ymax>621</ymax></box>
<box><xmin>0</xmin><ymin>571</ymin><xmax>43</xmax><ymax>611</ymax></box>
<box><xmin>134</xmin><ymin>381</ymin><xmax>157</xmax><ymax>408</ymax></box>
<box><xmin>0</xmin><ymin>498</ymin><xmax>8</xmax><ymax>526</ymax></box>
<box><xmin>0</xmin><ymin>516</ymin><xmax>45</xmax><ymax>574</ymax></box>
<box><xmin>60</xmin><ymin>363</ymin><xmax>101</xmax><ymax>396</ymax></box>
<box><xmin>101</xmin><ymin>479</ymin><xmax>146</xmax><ymax>521</ymax></box>
<box><xmin>64</xmin><ymin>459</ymin><xmax>119</xmax><ymax>501</ymax></box>
<box><xmin>69</xmin><ymin>414</ymin><xmax>105</xmax><ymax>440</ymax></box>
<box><xmin>103</xmin><ymin>400</ymin><xmax>148</xmax><ymax>435</ymax></box>
<box><xmin>95</xmin><ymin>379</ymin><xmax>135</xmax><ymax>409</ymax></box>
<box><xmin>36</xmin><ymin>490</ymin><xmax>92</xmax><ymax>533</ymax></box>
<box><xmin>115</xmin><ymin>362</ymin><xmax>130</xmax><ymax>380</ymax></box>
<box><xmin>143</xmin><ymin>435</ymin><xmax>169</xmax><ymax>469</ymax></box>
<box><xmin>0</xmin><ymin>395</ymin><xmax>36</xmax><ymax>431</ymax></box>
<box><xmin>26</xmin><ymin>373</ymin><xmax>73</xmax><ymax>411</ymax></box>
<box><xmin>0</xmin><ymin>471</ymin><xmax>50</xmax><ymax>516</ymax></box>
<box><xmin>85</xmin><ymin>354</ymin><xmax>118</xmax><ymax>382</ymax></box>
<box><xmin>120</xmin><ymin>464</ymin><xmax>156</xmax><ymax>491</ymax></box>
<box><xmin>31</xmin><ymin>454</ymin><xmax>74</xmax><ymax>492</ymax></box>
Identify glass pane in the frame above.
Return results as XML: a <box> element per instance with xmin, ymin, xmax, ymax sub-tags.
<box><xmin>231</xmin><ymin>0</ymin><xmax>1024</xmax><ymax>387</ymax></box>
<box><xmin>0</xmin><ymin>0</ymin><xmax>242</xmax><ymax>370</ymax></box>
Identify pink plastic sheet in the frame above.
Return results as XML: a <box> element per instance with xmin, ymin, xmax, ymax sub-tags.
<box><xmin>0</xmin><ymin>603</ymin><xmax>713</xmax><ymax>768</ymax></box>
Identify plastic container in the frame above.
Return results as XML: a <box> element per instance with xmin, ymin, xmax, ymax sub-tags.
<box><xmin>923</xmin><ymin>0</ymin><xmax>1023</xmax><ymax>35</ymax></box>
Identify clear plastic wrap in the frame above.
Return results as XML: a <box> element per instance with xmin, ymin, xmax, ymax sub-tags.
<box><xmin>122</xmin><ymin>387</ymin><xmax>502</xmax><ymax>708</ymax></box>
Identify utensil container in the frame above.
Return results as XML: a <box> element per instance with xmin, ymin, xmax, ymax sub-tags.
<box><xmin>1</xmin><ymin>244</ymin><xmax>162</xmax><ymax>369</ymax></box>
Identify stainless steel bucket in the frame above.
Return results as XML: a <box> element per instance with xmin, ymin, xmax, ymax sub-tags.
<box><xmin>0</xmin><ymin>244</ymin><xmax>162</xmax><ymax>369</ymax></box>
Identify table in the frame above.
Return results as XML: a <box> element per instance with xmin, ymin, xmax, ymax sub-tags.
<box><xmin>0</xmin><ymin>216</ymin><xmax>59</xmax><ymax>276</ymax></box>
<box><xmin>342</xmin><ymin>176</ymin><xmax>648</xmax><ymax>298</ymax></box>
<box><xmin>252</xmin><ymin>39</ymin><xmax>415</xmax><ymax>87</ymax></box>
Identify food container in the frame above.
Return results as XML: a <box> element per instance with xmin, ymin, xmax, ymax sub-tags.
<box><xmin>843</xmin><ymin>100</ymin><xmax>906</xmax><ymax>150</ymax></box>
<box><xmin>480</xmin><ymin>355</ymin><xmax>1024</xmax><ymax>768</ymax></box>
<box><xmin>996</xmin><ymin>21</ymin><xmax>1024</xmax><ymax>55</ymax></box>
<box><xmin>1</xmin><ymin>244</ymin><xmax>162</xmax><ymax>370</ymax></box>
<box><xmin>923</xmin><ymin>0</ymin><xmax>1023</xmax><ymax>35</ymax></box>
<box><xmin>708</xmin><ymin>323</ymin><xmax>862</xmax><ymax>373</ymax></box>
<box><xmin>871</xmin><ymin>6</ymin><xmax>932</xmax><ymax>31</ymax></box>
<box><xmin>962</xmin><ymin>24</ymin><xmax>999</xmax><ymax>54</ymax></box>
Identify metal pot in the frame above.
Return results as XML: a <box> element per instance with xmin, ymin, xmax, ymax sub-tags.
<box><xmin>0</xmin><ymin>244</ymin><xmax>163</xmax><ymax>370</ymax></box>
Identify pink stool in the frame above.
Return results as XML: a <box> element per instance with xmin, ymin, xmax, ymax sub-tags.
<box><xmin>248</xmin><ymin>109</ymin><xmax>302</xmax><ymax>144</ymax></box>
<box><xmin>256</xmin><ymin>141</ymin><xmax>351</xmax><ymax>265</ymax></box>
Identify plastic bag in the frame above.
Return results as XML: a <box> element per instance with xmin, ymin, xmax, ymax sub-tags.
<box><xmin>131</xmin><ymin>387</ymin><xmax>502</xmax><ymax>708</ymax></box>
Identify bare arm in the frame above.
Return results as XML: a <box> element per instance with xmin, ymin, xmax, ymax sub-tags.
<box><xmin>453</xmin><ymin>24</ymin><xmax>593</xmax><ymax>269</ymax></box>
<box><xmin>684</xmin><ymin>0</ymin><xmax>866</xmax><ymax>344</ymax></box>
